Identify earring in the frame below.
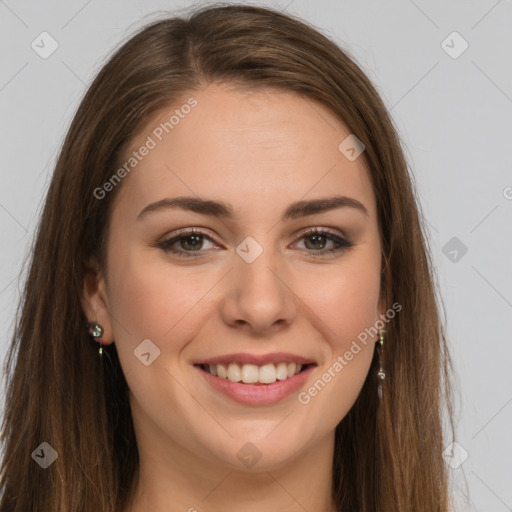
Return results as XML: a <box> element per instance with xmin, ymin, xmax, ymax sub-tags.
<box><xmin>87</xmin><ymin>321</ymin><xmax>104</xmax><ymax>357</ymax></box>
<box><xmin>377</xmin><ymin>329</ymin><xmax>386</xmax><ymax>400</ymax></box>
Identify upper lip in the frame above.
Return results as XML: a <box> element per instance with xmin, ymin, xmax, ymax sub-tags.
<box><xmin>193</xmin><ymin>352</ymin><xmax>316</xmax><ymax>366</ymax></box>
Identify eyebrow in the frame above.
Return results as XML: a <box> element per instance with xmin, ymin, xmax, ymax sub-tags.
<box><xmin>137</xmin><ymin>195</ymin><xmax>369</xmax><ymax>222</ymax></box>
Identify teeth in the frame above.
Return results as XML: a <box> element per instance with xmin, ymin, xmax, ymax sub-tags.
<box><xmin>217</xmin><ymin>364</ymin><xmax>227</xmax><ymax>379</ymax></box>
<box><xmin>259</xmin><ymin>364</ymin><xmax>276</xmax><ymax>383</ymax></box>
<box><xmin>276</xmin><ymin>362</ymin><xmax>288</xmax><ymax>380</ymax></box>
<box><xmin>227</xmin><ymin>363</ymin><xmax>242</xmax><ymax>382</ymax></box>
<box><xmin>205</xmin><ymin>362</ymin><xmax>306</xmax><ymax>384</ymax></box>
<box><xmin>241</xmin><ymin>364</ymin><xmax>259</xmax><ymax>383</ymax></box>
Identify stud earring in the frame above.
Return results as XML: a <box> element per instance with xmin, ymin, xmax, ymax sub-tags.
<box><xmin>87</xmin><ymin>321</ymin><xmax>104</xmax><ymax>358</ymax></box>
<box><xmin>377</xmin><ymin>329</ymin><xmax>386</xmax><ymax>400</ymax></box>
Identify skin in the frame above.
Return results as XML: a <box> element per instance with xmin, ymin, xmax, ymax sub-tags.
<box><xmin>83</xmin><ymin>83</ymin><xmax>385</xmax><ymax>512</ymax></box>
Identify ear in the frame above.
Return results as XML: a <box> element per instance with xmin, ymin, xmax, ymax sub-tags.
<box><xmin>82</xmin><ymin>257</ymin><xmax>114</xmax><ymax>345</ymax></box>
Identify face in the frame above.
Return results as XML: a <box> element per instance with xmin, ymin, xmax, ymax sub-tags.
<box><xmin>83</xmin><ymin>83</ymin><xmax>385</xmax><ymax>472</ymax></box>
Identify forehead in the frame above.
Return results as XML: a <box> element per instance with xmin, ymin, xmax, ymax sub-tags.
<box><xmin>113</xmin><ymin>83</ymin><xmax>376</xmax><ymax>220</ymax></box>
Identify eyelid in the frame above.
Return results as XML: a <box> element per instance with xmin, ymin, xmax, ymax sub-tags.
<box><xmin>157</xmin><ymin>225</ymin><xmax>353</xmax><ymax>257</ymax></box>
<box><xmin>161</xmin><ymin>225</ymin><xmax>347</xmax><ymax>243</ymax></box>
<box><xmin>165</xmin><ymin>226</ymin><xmax>216</xmax><ymax>239</ymax></box>
<box><xmin>295</xmin><ymin>225</ymin><xmax>347</xmax><ymax>239</ymax></box>
<box><xmin>158</xmin><ymin>227</ymin><xmax>219</xmax><ymax>245</ymax></box>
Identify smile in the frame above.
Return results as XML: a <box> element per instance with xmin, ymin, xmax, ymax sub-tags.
<box><xmin>199</xmin><ymin>362</ymin><xmax>308</xmax><ymax>384</ymax></box>
<box><xmin>194</xmin><ymin>362</ymin><xmax>316</xmax><ymax>405</ymax></box>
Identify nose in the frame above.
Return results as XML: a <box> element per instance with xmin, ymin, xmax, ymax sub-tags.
<box><xmin>219</xmin><ymin>243</ymin><xmax>297</xmax><ymax>335</ymax></box>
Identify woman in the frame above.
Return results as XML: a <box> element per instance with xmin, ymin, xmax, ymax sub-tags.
<box><xmin>0</xmin><ymin>4</ymin><xmax>455</xmax><ymax>511</ymax></box>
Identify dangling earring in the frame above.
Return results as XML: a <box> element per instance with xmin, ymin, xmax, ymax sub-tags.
<box><xmin>377</xmin><ymin>329</ymin><xmax>386</xmax><ymax>400</ymax></box>
<box><xmin>87</xmin><ymin>321</ymin><xmax>104</xmax><ymax>358</ymax></box>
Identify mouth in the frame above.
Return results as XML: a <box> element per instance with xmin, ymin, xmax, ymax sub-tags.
<box><xmin>194</xmin><ymin>362</ymin><xmax>314</xmax><ymax>385</ymax></box>
<box><xmin>193</xmin><ymin>361</ymin><xmax>316</xmax><ymax>405</ymax></box>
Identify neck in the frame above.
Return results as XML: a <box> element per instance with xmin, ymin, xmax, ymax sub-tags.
<box><xmin>124</xmin><ymin>429</ymin><xmax>337</xmax><ymax>512</ymax></box>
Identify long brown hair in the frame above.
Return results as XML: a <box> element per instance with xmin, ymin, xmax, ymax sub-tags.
<box><xmin>0</xmin><ymin>3</ymin><xmax>456</xmax><ymax>511</ymax></box>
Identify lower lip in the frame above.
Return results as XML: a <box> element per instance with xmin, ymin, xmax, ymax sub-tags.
<box><xmin>195</xmin><ymin>365</ymin><xmax>315</xmax><ymax>405</ymax></box>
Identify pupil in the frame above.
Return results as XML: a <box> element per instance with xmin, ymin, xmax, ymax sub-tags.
<box><xmin>182</xmin><ymin>235</ymin><xmax>202</xmax><ymax>250</ymax></box>
<box><xmin>305</xmin><ymin>234</ymin><xmax>325</xmax><ymax>250</ymax></box>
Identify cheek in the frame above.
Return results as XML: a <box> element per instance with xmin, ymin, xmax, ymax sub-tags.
<box><xmin>107</xmin><ymin>245</ymin><xmax>217</xmax><ymax>351</ymax></box>
<box><xmin>295</xmin><ymin>267</ymin><xmax>379</xmax><ymax>424</ymax></box>
<box><xmin>108</xmin><ymin>256</ymin><xmax>168</xmax><ymax>337</ymax></box>
<box><xmin>302</xmin><ymin>259</ymin><xmax>381</xmax><ymax>343</ymax></box>
<box><xmin>297</xmin><ymin>255</ymin><xmax>380</xmax><ymax>391</ymax></box>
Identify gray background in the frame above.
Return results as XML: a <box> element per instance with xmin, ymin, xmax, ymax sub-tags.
<box><xmin>1</xmin><ymin>0</ymin><xmax>511</xmax><ymax>510</ymax></box>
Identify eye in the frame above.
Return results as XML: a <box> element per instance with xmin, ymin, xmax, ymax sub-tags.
<box><xmin>156</xmin><ymin>227</ymin><xmax>353</xmax><ymax>258</ymax></box>
<box><xmin>292</xmin><ymin>228</ymin><xmax>354</xmax><ymax>256</ymax></box>
<box><xmin>157</xmin><ymin>228</ymin><xmax>217</xmax><ymax>257</ymax></box>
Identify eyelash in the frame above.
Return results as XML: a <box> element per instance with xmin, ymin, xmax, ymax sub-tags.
<box><xmin>156</xmin><ymin>227</ymin><xmax>354</xmax><ymax>258</ymax></box>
